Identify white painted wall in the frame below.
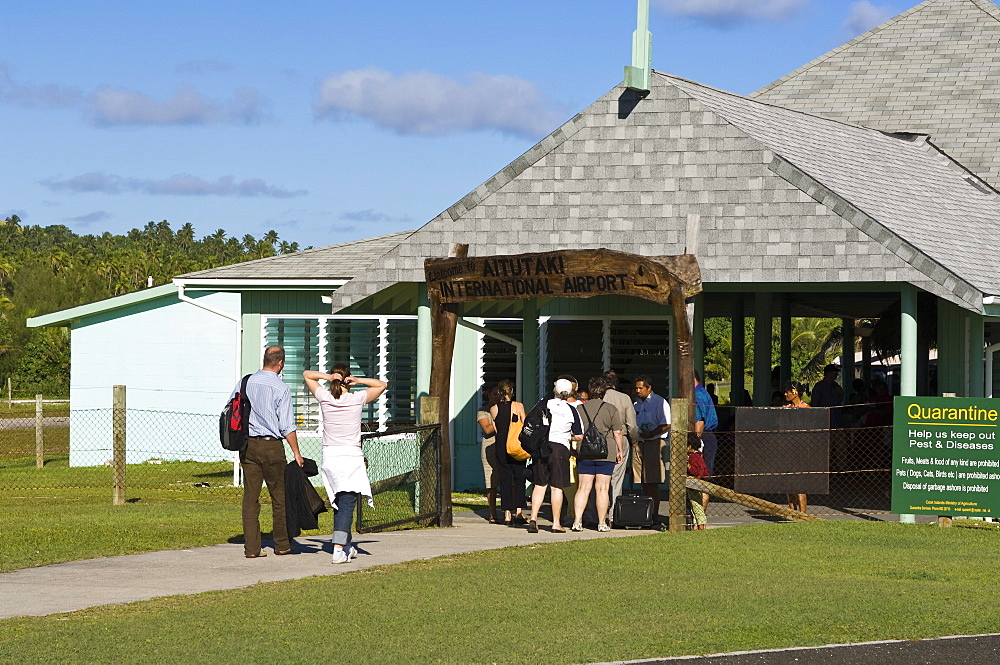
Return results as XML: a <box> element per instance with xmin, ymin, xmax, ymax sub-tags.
<box><xmin>68</xmin><ymin>291</ymin><xmax>240</xmax><ymax>466</ymax></box>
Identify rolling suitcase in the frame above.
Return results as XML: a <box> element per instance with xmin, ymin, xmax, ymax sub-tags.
<box><xmin>612</xmin><ymin>482</ymin><xmax>654</xmax><ymax>529</ymax></box>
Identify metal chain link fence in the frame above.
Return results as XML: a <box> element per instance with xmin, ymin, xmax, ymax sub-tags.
<box><xmin>702</xmin><ymin>403</ymin><xmax>892</xmax><ymax>518</ymax></box>
<box><xmin>1</xmin><ymin>399</ymin><xmax>898</xmax><ymax>521</ymax></box>
<box><xmin>0</xmin><ymin>405</ymin><xmax>443</xmax><ymax>530</ymax></box>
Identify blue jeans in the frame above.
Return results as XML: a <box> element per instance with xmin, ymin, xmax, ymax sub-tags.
<box><xmin>701</xmin><ymin>431</ymin><xmax>718</xmax><ymax>476</ymax></box>
<box><xmin>333</xmin><ymin>491</ymin><xmax>358</xmax><ymax>547</ymax></box>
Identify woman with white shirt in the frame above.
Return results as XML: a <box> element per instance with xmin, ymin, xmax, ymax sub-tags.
<box><xmin>303</xmin><ymin>368</ymin><xmax>386</xmax><ymax>564</ymax></box>
<box><xmin>527</xmin><ymin>378</ymin><xmax>583</xmax><ymax>533</ymax></box>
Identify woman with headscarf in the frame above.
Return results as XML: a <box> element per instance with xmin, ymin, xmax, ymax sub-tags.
<box><xmin>303</xmin><ymin>368</ymin><xmax>386</xmax><ymax>564</ymax></box>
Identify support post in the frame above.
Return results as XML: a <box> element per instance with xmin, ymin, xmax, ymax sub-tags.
<box><xmin>668</xmin><ymin>398</ymin><xmax>689</xmax><ymax>532</ymax></box>
<box><xmin>112</xmin><ymin>385</ymin><xmax>126</xmax><ymax>506</ymax></box>
<box><xmin>428</xmin><ymin>244</ymin><xmax>468</xmax><ymax>527</ymax></box>
<box><xmin>899</xmin><ymin>287</ymin><xmax>917</xmax><ymax>524</ymax></box>
<box><xmin>693</xmin><ymin>294</ymin><xmax>705</xmax><ymax>380</ymax></box>
<box><xmin>521</xmin><ymin>299</ymin><xmax>539</xmax><ymax>406</ymax></box>
<box><xmin>841</xmin><ymin>318</ymin><xmax>855</xmax><ymax>402</ymax></box>
<box><xmin>418</xmin><ymin>396</ymin><xmax>440</xmax><ymax>524</ymax></box>
<box><xmin>900</xmin><ymin>287</ymin><xmax>918</xmax><ymax>397</ymax></box>
<box><xmin>7</xmin><ymin>377</ymin><xmax>11</xmax><ymax>409</ymax></box>
<box><xmin>417</xmin><ymin>283</ymin><xmax>431</xmax><ymax>400</ymax></box>
<box><xmin>731</xmin><ymin>295</ymin><xmax>746</xmax><ymax>406</ymax></box>
<box><xmin>753</xmin><ymin>293</ymin><xmax>772</xmax><ymax>406</ymax></box>
<box><xmin>669</xmin><ymin>285</ymin><xmax>696</xmax><ymax>533</ymax></box>
<box><xmin>986</xmin><ymin>343</ymin><xmax>1000</xmax><ymax>398</ymax></box>
<box><xmin>969</xmin><ymin>315</ymin><xmax>985</xmax><ymax>397</ymax></box>
<box><xmin>35</xmin><ymin>394</ymin><xmax>43</xmax><ymax>468</ymax></box>
<box><xmin>780</xmin><ymin>295</ymin><xmax>792</xmax><ymax>389</ymax></box>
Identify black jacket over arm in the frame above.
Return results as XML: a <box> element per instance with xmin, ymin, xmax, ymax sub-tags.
<box><xmin>285</xmin><ymin>458</ymin><xmax>328</xmax><ymax>539</ymax></box>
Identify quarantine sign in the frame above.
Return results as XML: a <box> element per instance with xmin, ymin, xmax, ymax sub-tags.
<box><xmin>892</xmin><ymin>396</ymin><xmax>1000</xmax><ymax>517</ymax></box>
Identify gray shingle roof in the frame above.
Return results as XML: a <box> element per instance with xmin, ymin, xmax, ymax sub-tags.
<box><xmin>752</xmin><ymin>0</ymin><xmax>1000</xmax><ymax>190</ymax></box>
<box><xmin>329</xmin><ymin>71</ymin><xmax>1000</xmax><ymax>314</ymax></box>
<box><xmin>177</xmin><ymin>231</ymin><xmax>415</xmax><ymax>280</ymax></box>
<box><xmin>669</xmin><ymin>73</ymin><xmax>1000</xmax><ymax>300</ymax></box>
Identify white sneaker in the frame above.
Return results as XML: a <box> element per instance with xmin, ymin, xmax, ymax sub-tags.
<box><xmin>346</xmin><ymin>544</ymin><xmax>358</xmax><ymax>560</ymax></box>
<box><xmin>332</xmin><ymin>548</ymin><xmax>350</xmax><ymax>564</ymax></box>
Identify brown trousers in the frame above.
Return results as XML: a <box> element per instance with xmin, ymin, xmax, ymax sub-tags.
<box><xmin>240</xmin><ymin>437</ymin><xmax>289</xmax><ymax>556</ymax></box>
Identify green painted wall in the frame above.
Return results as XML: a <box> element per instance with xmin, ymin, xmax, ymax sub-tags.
<box><xmin>242</xmin><ymin>290</ymin><xmax>330</xmax><ymax>315</ymax></box>
<box><xmin>451</xmin><ymin>322</ymin><xmax>483</xmax><ymax>491</ymax></box>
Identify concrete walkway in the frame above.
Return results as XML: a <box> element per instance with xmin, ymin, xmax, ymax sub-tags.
<box><xmin>0</xmin><ymin>510</ymin><xmax>662</xmax><ymax>619</ymax></box>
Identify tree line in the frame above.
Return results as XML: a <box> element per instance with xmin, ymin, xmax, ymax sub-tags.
<box><xmin>0</xmin><ymin>215</ymin><xmax>305</xmax><ymax>398</ymax></box>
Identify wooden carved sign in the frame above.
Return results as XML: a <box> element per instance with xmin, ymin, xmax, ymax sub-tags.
<box><xmin>424</xmin><ymin>249</ymin><xmax>701</xmax><ymax>305</ymax></box>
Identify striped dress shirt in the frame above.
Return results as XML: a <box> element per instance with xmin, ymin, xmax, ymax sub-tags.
<box><xmin>230</xmin><ymin>369</ymin><xmax>295</xmax><ymax>438</ymax></box>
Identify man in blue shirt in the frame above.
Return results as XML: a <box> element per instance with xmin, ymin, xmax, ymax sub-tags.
<box><xmin>234</xmin><ymin>346</ymin><xmax>304</xmax><ymax>558</ymax></box>
<box><xmin>634</xmin><ymin>375</ymin><xmax>671</xmax><ymax>521</ymax></box>
<box><xmin>694</xmin><ymin>370</ymin><xmax>719</xmax><ymax>514</ymax></box>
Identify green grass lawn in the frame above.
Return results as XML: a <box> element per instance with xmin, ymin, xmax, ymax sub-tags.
<box><xmin>0</xmin><ymin>457</ymin><xmax>466</xmax><ymax>572</ymax></box>
<box><xmin>0</xmin><ymin>521</ymin><xmax>996</xmax><ymax>664</ymax></box>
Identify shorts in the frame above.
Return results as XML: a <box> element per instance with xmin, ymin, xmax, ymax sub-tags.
<box><xmin>576</xmin><ymin>459</ymin><xmax>615</xmax><ymax>477</ymax></box>
<box><xmin>534</xmin><ymin>444</ymin><xmax>571</xmax><ymax>489</ymax></box>
<box><xmin>632</xmin><ymin>437</ymin><xmax>666</xmax><ymax>484</ymax></box>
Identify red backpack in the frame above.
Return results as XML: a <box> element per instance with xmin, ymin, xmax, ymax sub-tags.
<box><xmin>220</xmin><ymin>374</ymin><xmax>253</xmax><ymax>451</ymax></box>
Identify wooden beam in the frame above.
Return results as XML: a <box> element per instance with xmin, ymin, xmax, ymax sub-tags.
<box><xmin>428</xmin><ymin>243</ymin><xmax>468</xmax><ymax>528</ymax></box>
<box><xmin>685</xmin><ymin>477</ymin><xmax>822</xmax><ymax>522</ymax></box>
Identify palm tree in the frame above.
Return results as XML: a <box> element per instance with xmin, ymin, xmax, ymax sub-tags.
<box><xmin>177</xmin><ymin>223</ymin><xmax>195</xmax><ymax>250</ymax></box>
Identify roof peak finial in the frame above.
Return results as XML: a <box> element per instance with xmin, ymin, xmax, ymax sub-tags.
<box><xmin>625</xmin><ymin>0</ymin><xmax>652</xmax><ymax>94</ymax></box>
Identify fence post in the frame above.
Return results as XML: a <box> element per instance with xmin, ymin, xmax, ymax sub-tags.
<box><xmin>35</xmin><ymin>394</ymin><xmax>43</xmax><ymax>468</ymax></box>
<box><xmin>113</xmin><ymin>385</ymin><xmax>126</xmax><ymax>505</ymax></box>
<box><xmin>7</xmin><ymin>377</ymin><xmax>11</xmax><ymax>409</ymax></box>
<box><xmin>668</xmin><ymin>398</ymin><xmax>689</xmax><ymax>533</ymax></box>
<box><xmin>419</xmin><ymin>396</ymin><xmax>441</xmax><ymax>525</ymax></box>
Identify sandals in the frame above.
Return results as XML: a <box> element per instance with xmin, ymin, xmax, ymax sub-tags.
<box><xmin>245</xmin><ymin>551</ymin><xmax>267</xmax><ymax>559</ymax></box>
<box><xmin>512</xmin><ymin>514</ymin><xmax>529</xmax><ymax>525</ymax></box>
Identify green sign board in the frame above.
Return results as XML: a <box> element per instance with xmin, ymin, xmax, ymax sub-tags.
<box><xmin>892</xmin><ymin>396</ymin><xmax>1000</xmax><ymax>517</ymax></box>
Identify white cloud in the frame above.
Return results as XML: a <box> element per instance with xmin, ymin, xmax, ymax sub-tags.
<box><xmin>315</xmin><ymin>67</ymin><xmax>567</xmax><ymax>139</ymax></box>
<box><xmin>42</xmin><ymin>172</ymin><xmax>306</xmax><ymax>198</ymax></box>
<box><xmin>0</xmin><ymin>64</ymin><xmax>269</xmax><ymax>126</ymax></box>
<box><xmin>0</xmin><ymin>62</ymin><xmax>82</xmax><ymax>108</ymax></box>
<box><xmin>67</xmin><ymin>210</ymin><xmax>111</xmax><ymax>225</ymax></box>
<box><xmin>89</xmin><ymin>85</ymin><xmax>270</xmax><ymax>126</ymax></box>
<box><xmin>340</xmin><ymin>209</ymin><xmax>393</xmax><ymax>223</ymax></box>
<box><xmin>843</xmin><ymin>1</ymin><xmax>895</xmax><ymax>36</ymax></box>
<box><xmin>657</xmin><ymin>0</ymin><xmax>806</xmax><ymax>25</ymax></box>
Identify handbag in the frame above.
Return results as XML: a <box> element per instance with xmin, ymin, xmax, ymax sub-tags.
<box><xmin>577</xmin><ymin>402</ymin><xmax>608</xmax><ymax>459</ymax></box>
<box><xmin>505</xmin><ymin>410</ymin><xmax>531</xmax><ymax>462</ymax></box>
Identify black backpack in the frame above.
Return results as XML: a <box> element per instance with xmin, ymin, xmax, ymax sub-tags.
<box><xmin>519</xmin><ymin>399</ymin><xmax>552</xmax><ymax>459</ymax></box>
<box><xmin>577</xmin><ymin>402</ymin><xmax>608</xmax><ymax>459</ymax></box>
<box><xmin>220</xmin><ymin>374</ymin><xmax>253</xmax><ymax>451</ymax></box>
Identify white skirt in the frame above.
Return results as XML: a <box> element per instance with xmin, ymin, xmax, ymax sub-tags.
<box><xmin>321</xmin><ymin>445</ymin><xmax>374</xmax><ymax>510</ymax></box>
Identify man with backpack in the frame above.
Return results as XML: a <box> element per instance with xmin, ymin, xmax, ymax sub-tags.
<box><xmin>233</xmin><ymin>346</ymin><xmax>304</xmax><ymax>559</ymax></box>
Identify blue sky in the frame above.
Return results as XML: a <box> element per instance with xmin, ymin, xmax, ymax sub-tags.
<box><xmin>1</xmin><ymin>0</ymin><xmax>918</xmax><ymax>248</ymax></box>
